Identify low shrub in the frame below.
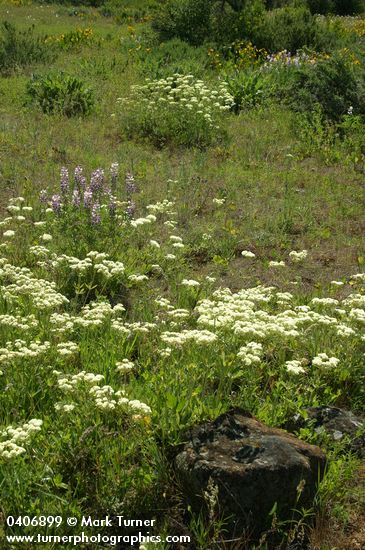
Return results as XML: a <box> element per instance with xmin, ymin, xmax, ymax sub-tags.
<box><xmin>250</xmin><ymin>5</ymin><xmax>318</xmax><ymax>53</ymax></box>
<box><xmin>118</xmin><ymin>74</ymin><xmax>234</xmax><ymax>147</ymax></box>
<box><xmin>275</xmin><ymin>52</ymin><xmax>365</xmax><ymax>120</ymax></box>
<box><xmin>0</xmin><ymin>21</ymin><xmax>54</xmax><ymax>75</ymax></box>
<box><xmin>152</xmin><ymin>0</ymin><xmax>212</xmax><ymax>46</ymax></box>
<box><xmin>26</xmin><ymin>73</ymin><xmax>94</xmax><ymax>117</ymax></box>
<box><xmin>39</xmin><ymin>0</ymin><xmax>105</xmax><ymax>6</ymax></box>
<box><xmin>100</xmin><ymin>0</ymin><xmax>159</xmax><ymax>21</ymax></box>
<box><xmin>125</xmin><ymin>36</ymin><xmax>211</xmax><ymax>79</ymax></box>
<box><xmin>307</xmin><ymin>0</ymin><xmax>365</xmax><ymax>15</ymax></box>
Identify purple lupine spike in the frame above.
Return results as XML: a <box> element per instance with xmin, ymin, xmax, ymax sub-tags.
<box><xmin>90</xmin><ymin>168</ymin><xmax>104</xmax><ymax>193</ymax></box>
<box><xmin>51</xmin><ymin>194</ymin><xmax>62</xmax><ymax>214</ymax></box>
<box><xmin>110</xmin><ymin>162</ymin><xmax>119</xmax><ymax>181</ymax></box>
<box><xmin>74</xmin><ymin>165</ymin><xmax>84</xmax><ymax>185</ymax></box>
<box><xmin>125</xmin><ymin>171</ymin><xmax>136</xmax><ymax>195</ymax></box>
<box><xmin>72</xmin><ymin>189</ymin><xmax>81</xmax><ymax>207</ymax></box>
<box><xmin>126</xmin><ymin>200</ymin><xmax>135</xmax><ymax>219</ymax></box>
<box><xmin>39</xmin><ymin>189</ymin><xmax>48</xmax><ymax>204</ymax></box>
<box><xmin>91</xmin><ymin>201</ymin><xmax>101</xmax><ymax>225</ymax></box>
<box><xmin>60</xmin><ymin>167</ymin><xmax>69</xmax><ymax>196</ymax></box>
<box><xmin>84</xmin><ymin>187</ymin><xmax>93</xmax><ymax>209</ymax></box>
<box><xmin>79</xmin><ymin>175</ymin><xmax>86</xmax><ymax>190</ymax></box>
<box><xmin>108</xmin><ymin>194</ymin><xmax>117</xmax><ymax>216</ymax></box>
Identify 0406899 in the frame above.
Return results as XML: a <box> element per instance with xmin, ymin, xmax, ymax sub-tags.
<box><xmin>6</xmin><ymin>516</ymin><xmax>63</xmax><ymax>528</ymax></box>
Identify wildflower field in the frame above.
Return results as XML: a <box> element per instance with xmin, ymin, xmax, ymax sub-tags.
<box><xmin>0</xmin><ymin>0</ymin><xmax>365</xmax><ymax>548</ymax></box>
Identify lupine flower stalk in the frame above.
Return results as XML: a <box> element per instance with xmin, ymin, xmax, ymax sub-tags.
<box><xmin>91</xmin><ymin>202</ymin><xmax>101</xmax><ymax>225</ymax></box>
<box><xmin>125</xmin><ymin>172</ymin><xmax>137</xmax><ymax>195</ymax></box>
<box><xmin>84</xmin><ymin>188</ymin><xmax>93</xmax><ymax>209</ymax></box>
<box><xmin>60</xmin><ymin>167</ymin><xmax>69</xmax><ymax>196</ymax></box>
<box><xmin>51</xmin><ymin>194</ymin><xmax>62</xmax><ymax>214</ymax></box>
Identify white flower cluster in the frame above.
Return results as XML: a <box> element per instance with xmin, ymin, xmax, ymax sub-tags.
<box><xmin>0</xmin><ymin>419</ymin><xmax>42</xmax><ymax>460</ymax></box>
<box><xmin>49</xmin><ymin>312</ymin><xmax>75</xmax><ymax>334</ymax></box>
<box><xmin>146</xmin><ymin>200</ymin><xmax>175</xmax><ymax>215</ymax></box>
<box><xmin>0</xmin><ymin>259</ymin><xmax>68</xmax><ymax>309</ymax></box>
<box><xmin>112</xmin><ymin>320</ymin><xmax>156</xmax><ymax>337</ymax></box>
<box><xmin>52</xmin><ymin>251</ymin><xmax>125</xmax><ymax>279</ymax></box>
<box><xmin>349</xmin><ymin>308</ymin><xmax>365</xmax><ymax>323</ymax></box>
<box><xmin>289</xmin><ymin>250</ymin><xmax>308</xmax><ymax>263</ymax></box>
<box><xmin>56</xmin><ymin>370</ymin><xmax>104</xmax><ymax>392</ymax></box>
<box><xmin>130</xmin><ymin>215</ymin><xmax>156</xmax><ymax>228</ymax></box>
<box><xmin>312</xmin><ymin>353</ymin><xmax>340</xmax><ymax>369</ymax></box>
<box><xmin>119</xmin><ymin>74</ymin><xmax>234</xmax><ymax>130</ymax></box>
<box><xmin>286</xmin><ymin>360</ymin><xmax>306</xmax><ymax>375</ymax></box>
<box><xmin>0</xmin><ymin>313</ymin><xmax>38</xmax><ymax>331</ymax></box>
<box><xmin>241</xmin><ymin>250</ymin><xmax>256</xmax><ymax>258</ymax></box>
<box><xmin>237</xmin><ymin>342</ymin><xmax>263</xmax><ymax>366</ymax></box>
<box><xmin>128</xmin><ymin>274</ymin><xmax>149</xmax><ymax>283</ymax></box>
<box><xmin>116</xmin><ymin>359</ymin><xmax>134</xmax><ymax>373</ymax></box>
<box><xmin>181</xmin><ymin>279</ymin><xmax>200</xmax><ymax>287</ymax></box>
<box><xmin>55</xmin><ymin>370</ymin><xmax>151</xmax><ymax>416</ymax></box>
<box><xmin>29</xmin><ymin>245</ymin><xmax>50</xmax><ymax>258</ymax></box>
<box><xmin>57</xmin><ymin>341</ymin><xmax>79</xmax><ymax>357</ymax></box>
<box><xmin>161</xmin><ymin>329</ymin><xmax>217</xmax><ymax>347</ymax></box>
<box><xmin>0</xmin><ymin>340</ymin><xmax>50</xmax><ymax>365</ymax></box>
<box><xmin>195</xmin><ymin>286</ymin><xmax>352</xmax><ymax>342</ymax></box>
<box><xmin>343</xmin><ymin>293</ymin><xmax>365</xmax><ymax>308</ymax></box>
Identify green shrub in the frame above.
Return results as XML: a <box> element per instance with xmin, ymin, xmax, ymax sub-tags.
<box><xmin>26</xmin><ymin>73</ymin><xmax>94</xmax><ymax>117</ymax></box>
<box><xmin>39</xmin><ymin>0</ymin><xmax>105</xmax><ymax>6</ymax></box>
<box><xmin>100</xmin><ymin>0</ymin><xmax>159</xmax><ymax>20</ymax></box>
<box><xmin>249</xmin><ymin>5</ymin><xmax>318</xmax><ymax>52</ymax></box>
<box><xmin>0</xmin><ymin>21</ymin><xmax>54</xmax><ymax>75</ymax></box>
<box><xmin>307</xmin><ymin>0</ymin><xmax>365</xmax><ymax>15</ymax></box>
<box><xmin>274</xmin><ymin>52</ymin><xmax>365</xmax><ymax>120</ymax></box>
<box><xmin>118</xmin><ymin>74</ymin><xmax>234</xmax><ymax>147</ymax></box>
<box><xmin>126</xmin><ymin>37</ymin><xmax>211</xmax><ymax>79</ymax></box>
<box><xmin>152</xmin><ymin>0</ymin><xmax>212</xmax><ymax>46</ymax></box>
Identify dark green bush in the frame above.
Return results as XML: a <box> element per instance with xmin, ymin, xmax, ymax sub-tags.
<box><xmin>249</xmin><ymin>5</ymin><xmax>318</xmax><ymax>52</ymax></box>
<box><xmin>307</xmin><ymin>0</ymin><xmax>365</xmax><ymax>15</ymax></box>
<box><xmin>152</xmin><ymin>0</ymin><xmax>212</xmax><ymax>45</ymax></box>
<box><xmin>0</xmin><ymin>21</ymin><xmax>54</xmax><ymax>75</ymax></box>
<box><xmin>275</xmin><ymin>53</ymin><xmax>365</xmax><ymax>120</ymax></box>
<box><xmin>39</xmin><ymin>0</ymin><xmax>104</xmax><ymax>6</ymax></box>
<box><xmin>26</xmin><ymin>73</ymin><xmax>94</xmax><ymax>117</ymax></box>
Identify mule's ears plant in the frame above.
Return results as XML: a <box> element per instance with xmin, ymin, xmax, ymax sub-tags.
<box><xmin>26</xmin><ymin>72</ymin><xmax>94</xmax><ymax>117</ymax></box>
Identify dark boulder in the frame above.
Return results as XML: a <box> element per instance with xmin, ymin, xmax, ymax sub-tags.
<box><xmin>175</xmin><ymin>408</ymin><xmax>326</xmax><ymax>538</ymax></box>
<box><xmin>286</xmin><ymin>406</ymin><xmax>365</xmax><ymax>456</ymax></box>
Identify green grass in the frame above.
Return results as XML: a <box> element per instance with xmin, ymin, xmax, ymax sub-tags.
<box><xmin>0</xmin><ymin>2</ymin><xmax>365</xmax><ymax>549</ymax></box>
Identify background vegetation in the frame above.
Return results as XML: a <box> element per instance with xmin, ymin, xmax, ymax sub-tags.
<box><xmin>0</xmin><ymin>0</ymin><xmax>364</xmax><ymax>548</ymax></box>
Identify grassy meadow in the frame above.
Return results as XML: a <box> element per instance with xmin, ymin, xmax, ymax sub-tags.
<box><xmin>0</xmin><ymin>0</ymin><xmax>365</xmax><ymax>548</ymax></box>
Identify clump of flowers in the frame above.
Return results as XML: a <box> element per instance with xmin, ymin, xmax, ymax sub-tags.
<box><xmin>48</xmin><ymin>28</ymin><xmax>94</xmax><ymax>50</ymax></box>
<box><xmin>312</xmin><ymin>353</ymin><xmax>340</xmax><ymax>369</ymax></box>
<box><xmin>117</xmin><ymin>74</ymin><xmax>234</xmax><ymax>147</ymax></box>
<box><xmin>237</xmin><ymin>342</ymin><xmax>263</xmax><ymax>366</ymax></box>
<box><xmin>262</xmin><ymin>50</ymin><xmax>321</xmax><ymax>70</ymax></box>
<box><xmin>289</xmin><ymin>249</ymin><xmax>308</xmax><ymax>263</ymax></box>
<box><xmin>0</xmin><ymin>419</ymin><xmax>42</xmax><ymax>460</ymax></box>
<box><xmin>40</xmin><ymin>163</ymin><xmax>137</xmax><ymax>226</ymax></box>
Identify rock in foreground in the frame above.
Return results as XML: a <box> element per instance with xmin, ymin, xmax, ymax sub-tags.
<box><xmin>175</xmin><ymin>408</ymin><xmax>326</xmax><ymax>537</ymax></box>
<box><xmin>286</xmin><ymin>406</ymin><xmax>365</xmax><ymax>456</ymax></box>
